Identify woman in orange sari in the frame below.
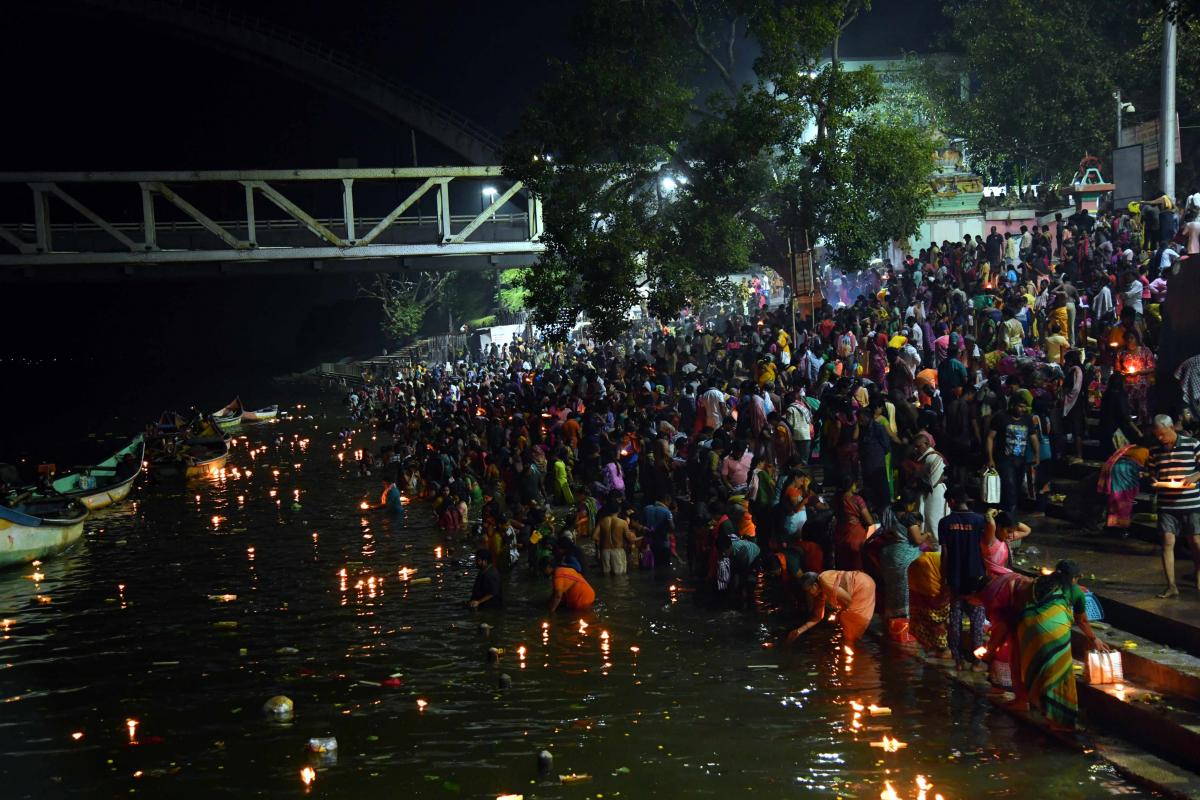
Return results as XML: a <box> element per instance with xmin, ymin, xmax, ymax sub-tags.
<box><xmin>787</xmin><ymin>570</ymin><xmax>877</xmax><ymax>646</ymax></box>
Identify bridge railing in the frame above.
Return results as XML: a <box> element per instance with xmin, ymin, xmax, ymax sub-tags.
<box><xmin>0</xmin><ymin>167</ymin><xmax>544</xmax><ymax>267</ymax></box>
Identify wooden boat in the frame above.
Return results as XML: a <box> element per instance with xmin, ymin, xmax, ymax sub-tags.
<box><xmin>182</xmin><ymin>435</ymin><xmax>231</xmax><ymax>477</ymax></box>
<box><xmin>212</xmin><ymin>397</ymin><xmax>244</xmax><ymax>430</ymax></box>
<box><xmin>48</xmin><ymin>435</ymin><xmax>145</xmax><ymax>511</ymax></box>
<box><xmin>242</xmin><ymin>404</ymin><xmax>279</xmax><ymax>422</ymax></box>
<box><xmin>0</xmin><ymin>497</ymin><xmax>89</xmax><ymax>568</ymax></box>
<box><xmin>146</xmin><ymin>417</ymin><xmax>230</xmax><ymax>479</ymax></box>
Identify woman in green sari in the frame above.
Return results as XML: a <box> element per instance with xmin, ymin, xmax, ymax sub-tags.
<box><xmin>1016</xmin><ymin>559</ymin><xmax>1110</xmax><ymax>730</ymax></box>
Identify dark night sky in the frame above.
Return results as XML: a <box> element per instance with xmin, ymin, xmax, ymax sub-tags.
<box><xmin>0</xmin><ymin>0</ymin><xmax>944</xmax><ymax>455</ymax></box>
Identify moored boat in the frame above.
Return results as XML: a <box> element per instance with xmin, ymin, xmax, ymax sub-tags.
<box><xmin>0</xmin><ymin>497</ymin><xmax>89</xmax><ymax>568</ymax></box>
<box><xmin>146</xmin><ymin>417</ymin><xmax>230</xmax><ymax>479</ymax></box>
<box><xmin>49</xmin><ymin>435</ymin><xmax>145</xmax><ymax>511</ymax></box>
<box><xmin>182</xmin><ymin>436</ymin><xmax>231</xmax><ymax>477</ymax></box>
<box><xmin>212</xmin><ymin>397</ymin><xmax>244</xmax><ymax>430</ymax></box>
<box><xmin>242</xmin><ymin>404</ymin><xmax>279</xmax><ymax>422</ymax></box>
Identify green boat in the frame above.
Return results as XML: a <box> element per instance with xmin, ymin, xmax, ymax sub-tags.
<box><xmin>212</xmin><ymin>397</ymin><xmax>244</xmax><ymax>430</ymax></box>
<box><xmin>49</xmin><ymin>435</ymin><xmax>145</xmax><ymax>511</ymax></box>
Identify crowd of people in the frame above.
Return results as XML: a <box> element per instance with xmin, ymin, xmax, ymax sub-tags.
<box><xmin>345</xmin><ymin>195</ymin><xmax>1199</xmax><ymax>734</ymax></box>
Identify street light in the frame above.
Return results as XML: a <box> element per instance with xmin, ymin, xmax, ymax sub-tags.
<box><xmin>481</xmin><ymin>185</ymin><xmax>498</xmax><ymax>213</ymax></box>
<box><xmin>1114</xmin><ymin>90</ymin><xmax>1136</xmax><ymax>147</ymax></box>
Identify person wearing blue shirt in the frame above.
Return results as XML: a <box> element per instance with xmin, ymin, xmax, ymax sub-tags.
<box><xmin>641</xmin><ymin>495</ymin><xmax>676</xmax><ymax>570</ymax></box>
<box><xmin>938</xmin><ymin>488</ymin><xmax>993</xmax><ymax>670</ymax></box>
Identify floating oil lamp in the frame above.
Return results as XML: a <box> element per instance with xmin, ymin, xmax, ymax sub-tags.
<box><xmin>300</xmin><ymin>766</ymin><xmax>316</xmax><ymax>789</ymax></box>
<box><xmin>867</xmin><ymin>704</ymin><xmax>892</xmax><ymax>717</ymax></box>
<box><xmin>126</xmin><ymin>718</ymin><xmax>138</xmax><ymax>743</ymax></box>
<box><xmin>870</xmin><ymin>736</ymin><xmax>907</xmax><ymax>752</ymax></box>
<box><xmin>435</xmin><ymin>546</ymin><xmax>443</xmax><ymax>559</ymax></box>
<box><xmin>416</xmin><ymin>698</ymin><xmax>428</xmax><ymax>712</ymax></box>
<box><xmin>849</xmin><ymin>700</ymin><xmax>865</xmax><ymax>712</ymax></box>
<box><xmin>578</xmin><ymin>619</ymin><xmax>588</xmax><ymax>633</ymax></box>
<box><xmin>630</xmin><ymin>645</ymin><xmax>640</xmax><ymax>654</ymax></box>
<box><xmin>360</xmin><ymin>501</ymin><xmax>370</xmax><ymax>511</ymax></box>
<box><xmin>1</xmin><ymin>619</ymin><xmax>12</xmax><ymax>633</ymax></box>
<box><xmin>70</xmin><ymin>731</ymin><xmax>83</xmax><ymax>741</ymax></box>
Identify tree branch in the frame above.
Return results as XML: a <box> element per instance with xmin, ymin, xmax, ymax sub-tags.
<box><xmin>669</xmin><ymin>0</ymin><xmax>739</xmax><ymax>95</ymax></box>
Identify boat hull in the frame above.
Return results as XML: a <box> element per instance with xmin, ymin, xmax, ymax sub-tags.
<box><xmin>75</xmin><ymin>478</ymin><xmax>135</xmax><ymax>511</ymax></box>
<box><xmin>50</xmin><ymin>436</ymin><xmax>144</xmax><ymax>511</ymax></box>
<box><xmin>213</xmin><ymin>414</ymin><xmax>242</xmax><ymax>430</ymax></box>
<box><xmin>242</xmin><ymin>405</ymin><xmax>278</xmax><ymax>422</ymax></box>
<box><xmin>0</xmin><ymin>515</ymin><xmax>87</xmax><ymax>568</ymax></box>
<box><xmin>186</xmin><ymin>451</ymin><xmax>229</xmax><ymax>478</ymax></box>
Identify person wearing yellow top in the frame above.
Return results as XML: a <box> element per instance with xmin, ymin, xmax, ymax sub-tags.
<box><xmin>1044</xmin><ymin>323</ymin><xmax>1070</xmax><ymax>365</ymax></box>
<box><xmin>757</xmin><ymin>359</ymin><xmax>778</xmax><ymax>388</ymax></box>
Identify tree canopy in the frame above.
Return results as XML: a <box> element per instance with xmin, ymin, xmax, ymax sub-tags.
<box><xmin>924</xmin><ymin>0</ymin><xmax>1197</xmax><ymax>188</ymax></box>
<box><xmin>503</xmin><ymin>0</ymin><xmax>936</xmax><ymax>340</ymax></box>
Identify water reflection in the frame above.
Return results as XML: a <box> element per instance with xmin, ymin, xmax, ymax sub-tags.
<box><xmin>0</xmin><ymin>398</ymin><xmax>1147</xmax><ymax>799</ymax></box>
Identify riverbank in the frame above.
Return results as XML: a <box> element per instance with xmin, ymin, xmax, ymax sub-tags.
<box><xmin>0</xmin><ymin>396</ymin><xmax>1147</xmax><ymax>799</ymax></box>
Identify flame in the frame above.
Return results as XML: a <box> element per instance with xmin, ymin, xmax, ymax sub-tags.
<box><xmin>71</xmin><ymin>731</ymin><xmax>83</xmax><ymax>741</ymax></box>
<box><xmin>360</xmin><ymin>501</ymin><xmax>369</xmax><ymax>511</ymax></box>
<box><xmin>126</xmin><ymin>718</ymin><xmax>138</xmax><ymax>742</ymax></box>
<box><xmin>871</xmin><ymin>736</ymin><xmax>907</xmax><ymax>752</ymax></box>
<box><xmin>300</xmin><ymin>766</ymin><xmax>316</xmax><ymax>787</ymax></box>
<box><xmin>416</xmin><ymin>698</ymin><xmax>428</xmax><ymax>711</ymax></box>
<box><xmin>435</xmin><ymin>546</ymin><xmax>443</xmax><ymax>558</ymax></box>
<box><xmin>630</xmin><ymin>646</ymin><xmax>640</xmax><ymax>654</ymax></box>
<box><xmin>881</xmin><ymin>780</ymin><xmax>901</xmax><ymax>800</ymax></box>
<box><xmin>850</xmin><ymin>700</ymin><xmax>865</xmax><ymax>712</ymax></box>
<box><xmin>974</xmin><ymin>646</ymin><xmax>988</xmax><ymax>659</ymax></box>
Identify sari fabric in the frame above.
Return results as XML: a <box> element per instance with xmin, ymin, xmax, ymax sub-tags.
<box><xmin>1097</xmin><ymin>445</ymin><xmax>1143</xmax><ymax>528</ymax></box>
<box><xmin>1017</xmin><ymin>587</ymin><xmax>1078</xmax><ymax>727</ymax></box>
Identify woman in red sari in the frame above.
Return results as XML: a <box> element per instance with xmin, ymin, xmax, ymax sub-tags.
<box><xmin>833</xmin><ymin>477</ymin><xmax>873</xmax><ymax>571</ymax></box>
<box><xmin>974</xmin><ymin>572</ymin><xmax>1035</xmax><ymax>707</ymax></box>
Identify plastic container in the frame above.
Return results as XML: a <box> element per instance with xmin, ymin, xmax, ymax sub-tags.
<box><xmin>308</xmin><ymin>736</ymin><xmax>338</xmax><ymax>753</ymax></box>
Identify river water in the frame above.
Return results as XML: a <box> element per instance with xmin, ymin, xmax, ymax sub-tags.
<box><xmin>0</xmin><ymin>395</ymin><xmax>1154</xmax><ymax>799</ymax></box>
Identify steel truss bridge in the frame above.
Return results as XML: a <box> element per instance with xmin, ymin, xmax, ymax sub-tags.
<box><xmin>0</xmin><ymin>167</ymin><xmax>544</xmax><ymax>279</ymax></box>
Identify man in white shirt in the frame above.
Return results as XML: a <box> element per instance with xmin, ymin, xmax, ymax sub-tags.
<box><xmin>1092</xmin><ymin>282</ymin><xmax>1114</xmax><ymax>323</ymax></box>
<box><xmin>699</xmin><ymin>384</ymin><xmax>727</xmax><ymax>430</ymax></box>
<box><xmin>1160</xmin><ymin>243</ymin><xmax>1183</xmax><ymax>274</ymax></box>
<box><xmin>785</xmin><ymin>393</ymin><xmax>814</xmax><ymax>464</ymax></box>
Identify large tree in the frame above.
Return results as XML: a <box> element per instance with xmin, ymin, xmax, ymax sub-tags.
<box><xmin>925</xmin><ymin>0</ymin><xmax>1198</xmax><ymax>188</ymax></box>
<box><xmin>503</xmin><ymin>0</ymin><xmax>936</xmax><ymax>340</ymax></box>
